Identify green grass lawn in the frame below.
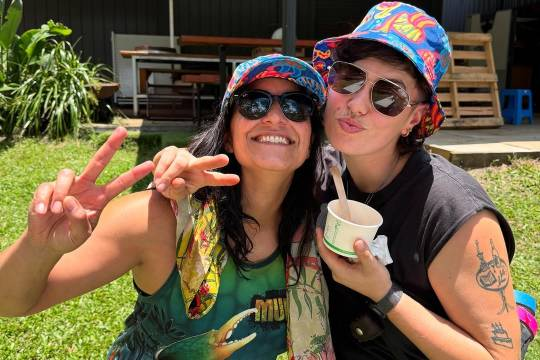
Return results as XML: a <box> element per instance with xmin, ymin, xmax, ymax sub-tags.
<box><xmin>0</xmin><ymin>137</ymin><xmax>538</xmax><ymax>359</ymax></box>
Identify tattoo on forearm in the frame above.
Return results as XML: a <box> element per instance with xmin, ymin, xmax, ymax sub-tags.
<box><xmin>475</xmin><ymin>239</ymin><xmax>512</xmax><ymax>314</ymax></box>
<box><xmin>490</xmin><ymin>322</ymin><xmax>513</xmax><ymax>349</ymax></box>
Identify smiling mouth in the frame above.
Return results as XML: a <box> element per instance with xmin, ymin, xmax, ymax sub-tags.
<box><xmin>253</xmin><ymin>135</ymin><xmax>293</xmax><ymax>145</ymax></box>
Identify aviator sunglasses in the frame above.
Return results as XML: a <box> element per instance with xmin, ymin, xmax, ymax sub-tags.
<box><xmin>328</xmin><ymin>61</ymin><xmax>421</xmax><ymax>117</ymax></box>
<box><xmin>233</xmin><ymin>89</ymin><xmax>315</xmax><ymax>122</ymax></box>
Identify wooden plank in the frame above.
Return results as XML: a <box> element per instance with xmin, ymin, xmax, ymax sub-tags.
<box><xmin>484</xmin><ymin>39</ymin><xmax>497</xmax><ymax>74</ymax></box>
<box><xmin>179</xmin><ymin>35</ymin><xmax>316</xmax><ymax>48</ymax></box>
<box><xmin>439</xmin><ymin>93</ymin><xmax>493</xmax><ymax>102</ymax></box>
<box><xmin>490</xmin><ymin>82</ymin><xmax>502</xmax><ymax>118</ymax></box>
<box><xmin>459</xmin><ymin>107</ymin><xmax>495</xmax><ymax>116</ymax></box>
<box><xmin>452</xmin><ymin>50</ymin><xmax>487</xmax><ymax>60</ymax></box>
<box><xmin>437</xmin><ymin>93</ymin><xmax>451</xmax><ymax>102</ymax></box>
<box><xmin>450</xmin><ymin>82</ymin><xmax>461</xmax><ymax>118</ymax></box>
<box><xmin>441</xmin><ymin>73</ymin><xmax>498</xmax><ymax>82</ymax></box>
<box><xmin>442</xmin><ymin>117</ymin><xmax>504</xmax><ymax>128</ymax></box>
<box><xmin>453</xmin><ymin>65</ymin><xmax>490</xmax><ymax>74</ymax></box>
<box><xmin>439</xmin><ymin>81</ymin><xmax>494</xmax><ymax>88</ymax></box>
<box><xmin>448</xmin><ymin>31</ymin><xmax>492</xmax><ymax>43</ymax></box>
<box><xmin>459</xmin><ymin>93</ymin><xmax>493</xmax><ymax>102</ymax></box>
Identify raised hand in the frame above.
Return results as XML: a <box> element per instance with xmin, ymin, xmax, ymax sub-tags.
<box><xmin>26</xmin><ymin>127</ymin><xmax>154</xmax><ymax>255</ymax></box>
<box><xmin>152</xmin><ymin>146</ymin><xmax>240</xmax><ymax>200</ymax></box>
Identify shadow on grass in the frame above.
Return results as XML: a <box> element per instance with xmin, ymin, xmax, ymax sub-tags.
<box><xmin>0</xmin><ymin>137</ymin><xmax>15</xmax><ymax>154</ymax></box>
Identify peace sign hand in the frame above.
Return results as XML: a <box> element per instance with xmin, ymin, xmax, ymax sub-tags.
<box><xmin>152</xmin><ymin>146</ymin><xmax>240</xmax><ymax>200</ymax></box>
<box><xmin>26</xmin><ymin>127</ymin><xmax>154</xmax><ymax>255</ymax></box>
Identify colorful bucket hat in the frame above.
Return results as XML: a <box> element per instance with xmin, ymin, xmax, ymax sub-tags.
<box><xmin>312</xmin><ymin>2</ymin><xmax>452</xmax><ymax>138</ymax></box>
<box><xmin>221</xmin><ymin>53</ymin><xmax>326</xmax><ymax>113</ymax></box>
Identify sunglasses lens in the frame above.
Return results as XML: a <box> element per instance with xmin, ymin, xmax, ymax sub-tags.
<box><xmin>329</xmin><ymin>62</ymin><xmax>366</xmax><ymax>95</ymax></box>
<box><xmin>280</xmin><ymin>93</ymin><xmax>314</xmax><ymax>122</ymax></box>
<box><xmin>372</xmin><ymin>80</ymin><xmax>409</xmax><ymax>117</ymax></box>
<box><xmin>238</xmin><ymin>91</ymin><xmax>271</xmax><ymax>119</ymax></box>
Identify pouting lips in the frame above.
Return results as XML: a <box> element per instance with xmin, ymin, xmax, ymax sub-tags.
<box><xmin>253</xmin><ymin>135</ymin><xmax>292</xmax><ymax>145</ymax></box>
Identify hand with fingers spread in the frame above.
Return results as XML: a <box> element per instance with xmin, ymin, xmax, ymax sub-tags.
<box><xmin>27</xmin><ymin>127</ymin><xmax>154</xmax><ymax>255</ymax></box>
<box><xmin>152</xmin><ymin>146</ymin><xmax>240</xmax><ymax>200</ymax></box>
<box><xmin>315</xmin><ymin>227</ymin><xmax>392</xmax><ymax>302</ymax></box>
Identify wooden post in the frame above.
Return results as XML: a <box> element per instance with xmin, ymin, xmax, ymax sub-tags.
<box><xmin>282</xmin><ymin>0</ymin><xmax>297</xmax><ymax>56</ymax></box>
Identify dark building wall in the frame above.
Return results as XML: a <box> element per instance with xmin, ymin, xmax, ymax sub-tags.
<box><xmin>442</xmin><ymin>0</ymin><xmax>540</xmax><ymax>31</ymax></box>
<box><xmin>313</xmin><ymin>0</ymin><xmax>442</xmax><ymax>38</ymax></box>
<box><xmin>18</xmin><ymin>0</ymin><xmax>442</xmax><ymax>68</ymax></box>
<box><xmin>19</xmin><ymin>0</ymin><xmax>295</xmax><ymax>67</ymax></box>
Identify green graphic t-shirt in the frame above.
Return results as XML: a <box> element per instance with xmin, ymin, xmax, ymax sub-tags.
<box><xmin>107</xmin><ymin>250</ymin><xmax>287</xmax><ymax>360</ymax></box>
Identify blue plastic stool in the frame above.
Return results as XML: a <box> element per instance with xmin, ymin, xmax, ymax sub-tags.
<box><xmin>500</xmin><ymin>89</ymin><xmax>534</xmax><ymax>125</ymax></box>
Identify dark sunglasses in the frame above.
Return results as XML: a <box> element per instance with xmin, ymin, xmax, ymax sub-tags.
<box><xmin>328</xmin><ymin>61</ymin><xmax>420</xmax><ymax>117</ymax></box>
<box><xmin>233</xmin><ymin>89</ymin><xmax>315</xmax><ymax>122</ymax></box>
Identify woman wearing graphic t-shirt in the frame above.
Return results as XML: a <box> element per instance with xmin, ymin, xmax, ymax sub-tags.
<box><xmin>0</xmin><ymin>55</ymin><xmax>334</xmax><ymax>359</ymax></box>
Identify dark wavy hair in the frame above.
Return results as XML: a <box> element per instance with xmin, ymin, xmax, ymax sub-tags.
<box><xmin>334</xmin><ymin>39</ymin><xmax>433</xmax><ymax>154</ymax></box>
<box><xmin>188</xmin><ymin>83</ymin><xmax>324</xmax><ymax>277</ymax></box>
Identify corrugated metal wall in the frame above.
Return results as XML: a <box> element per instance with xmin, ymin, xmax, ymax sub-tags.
<box><xmin>19</xmin><ymin>0</ymin><xmax>317</xmax><ymax>67</ymax></box>
<box><xmin>18</xmin><ymin>0</ymin><xmax>442</xmax><ymax>68</ymax></box>
<box><xmin>442</xmin><ymin>0</ymin><xmax>540</xmax><ymax>31</ymax></box>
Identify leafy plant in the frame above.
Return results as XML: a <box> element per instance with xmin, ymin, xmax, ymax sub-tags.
<box><xmin>4</xmin><ymin>39</ymin><xmax>110</xmax><ymax>138</ymax></box>
<box><xmin>0</xmin><ymin>2</ymin><xmax>112</xmax><ymax>139</ymax></box>
<box><xmin>0</xmin><ymin>0</ymin><xmax>22</xmax><ymax>90</ymax></box>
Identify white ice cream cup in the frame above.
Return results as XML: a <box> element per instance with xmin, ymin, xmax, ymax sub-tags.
<box><xmin>323</xmin><ymin>199</ymin><xmax>383</xmax><ymax>258</ymax></box>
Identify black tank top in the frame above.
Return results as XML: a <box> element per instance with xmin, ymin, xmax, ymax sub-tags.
<box><xmin>321</xmin><ymin>149</ymin><xmax>515</xmax><ymax>359</ymax></box>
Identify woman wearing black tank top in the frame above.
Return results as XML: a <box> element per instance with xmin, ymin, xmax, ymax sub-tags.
<box><xmin>310</xmin><ymin>3</ymin><xmax>520</xmax><ymax>359</ymax></box>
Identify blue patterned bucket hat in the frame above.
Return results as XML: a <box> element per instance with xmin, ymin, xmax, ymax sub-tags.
<box><xmin>312</xmin><ymin>2</ymin><xmax>452</xmax><ymax>138</ymax></box>
<box><xmin>221</xmin><ymin>54</ymin><xmax>326</xmax><ymax>113</ymax></box>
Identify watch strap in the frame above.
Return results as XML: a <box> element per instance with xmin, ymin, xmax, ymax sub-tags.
<box><xmin>370</xmin><ymin>283</ymin><xmax>403</xmax><ymax>318</ymax></box>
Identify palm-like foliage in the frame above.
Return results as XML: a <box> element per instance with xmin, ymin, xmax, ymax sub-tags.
<box><xmin>0</xmin><ymin>1</ymin><xmax>111</xmax><ymax>138</ymax></box>
<box><xmin>4</xmin><ymin>40</ymin><xmax>110</xmax><ymax>138</ymax></box>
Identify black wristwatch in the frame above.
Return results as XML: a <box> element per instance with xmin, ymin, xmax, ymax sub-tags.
<box><xmin>370</xmin><ymin>283</ymin><xmax>403</xmax><ymax>318</ymax></box>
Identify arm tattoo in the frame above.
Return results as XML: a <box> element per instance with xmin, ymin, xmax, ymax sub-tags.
<box><xmin>475</xmin><ymin>239</ymin><xmax>512</xmax><ymax>314</ymax></box>
<box><xmin>490</xmin><ymin>322</ymin><xmax>513</xmax><ymax>349</ymax></box>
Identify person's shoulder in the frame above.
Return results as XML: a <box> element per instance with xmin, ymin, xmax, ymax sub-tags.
<box><xmin>100</xmin><ymin>190</ymin><xmax>176</xmax><ymax>238</ymax></box>
<box><xmin>426</xmin><ymin>152</ymin><xmax>487</xmax><ymax>200</ymax></box>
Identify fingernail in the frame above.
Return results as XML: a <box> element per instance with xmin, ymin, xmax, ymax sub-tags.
<box><xmin>35</xmin><ymin>203</ymin><xmax>46</xmax><ymax>214</ymax></box>
<box><xmin>157</xmin><ymin>183</ymin><xmax>167</xmax><ymax>192</ymax></box>
<box><xmin>51</xmin><ymin>201</ymin><xmax>63</xmax><ymax>213</ymax></box>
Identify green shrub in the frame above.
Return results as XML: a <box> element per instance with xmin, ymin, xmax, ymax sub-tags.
<box><xmin>0</xmin><ymin>2</ymin><xmax>111</xmax><ymax>139</ymax></box>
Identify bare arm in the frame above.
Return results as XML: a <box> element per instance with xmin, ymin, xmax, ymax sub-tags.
<box><xmin>316</xmin><ymin>210</ymin><xmax>520</xmax><ymax>359</ymax></box>
<box><xmin>0</xmin><ymin>128</ymin><xmax>154</xmax><ymax>316</ymax></box>
<box><xmin>25</xmin><ymin>190</ymin><xmax>176</xmax><ymax>315</ymax></box>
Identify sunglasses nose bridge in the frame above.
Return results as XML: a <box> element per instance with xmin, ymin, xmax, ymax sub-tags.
<box><xmin>341</xmin><ymin>80</ymin><xmax>376</xmax><ymax>118</ymax></box>
<box><xmin>260</xmin><ymin>96</ymin><xmax>289</xmax><ymax>124</ymax></box>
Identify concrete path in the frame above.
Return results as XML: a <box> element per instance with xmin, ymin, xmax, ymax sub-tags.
<box><xmin>91</xmin><ymin>117</ymin><xmax>540</xmax><ymax>169</ymax></box>
<box><xmin>426</xmin><ymin>118</ymin><xmax>540</xmax><ymax>168</ymax></box>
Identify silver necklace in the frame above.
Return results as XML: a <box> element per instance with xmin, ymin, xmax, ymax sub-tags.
<box><xmin>346</xmin><ymin>154</ymin><xmax>401</xmax><ymax>206</ymax></box>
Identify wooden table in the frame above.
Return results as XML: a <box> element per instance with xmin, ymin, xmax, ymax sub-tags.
<box><xmin>178</xmin><ymin>35</ymin><xmax>316</xmax><ymax>94</ymax></box>
<box><xmin>120</xmin><ymin>50</ymin><xmax>248</xmax><ymax>116</ymax></box>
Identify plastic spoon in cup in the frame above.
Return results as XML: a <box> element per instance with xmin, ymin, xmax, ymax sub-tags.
<box><xmin>330</xmin><ymin>166</ymin><xmax>351</xmax><ymax>222</ymax></box>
